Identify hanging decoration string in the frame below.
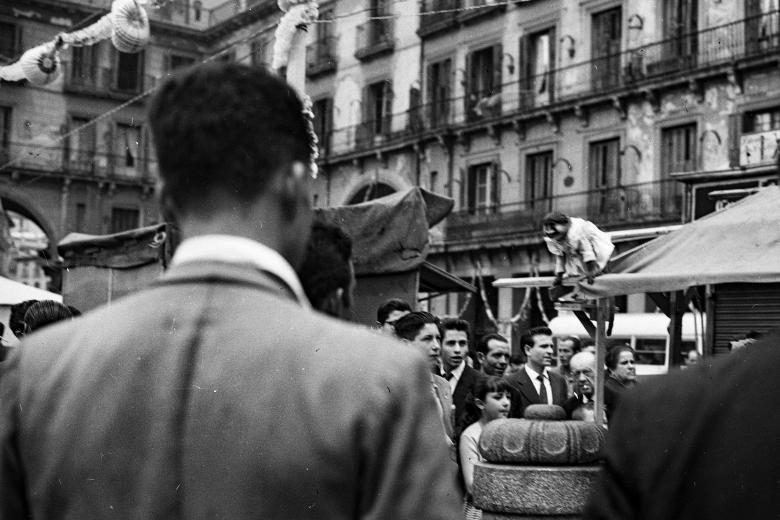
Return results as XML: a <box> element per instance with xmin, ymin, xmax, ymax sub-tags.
<box><xmin>456</xmin><ymin>269</ymin><xmax>477</xmax><ymax>318</ymax></box>
<box><xmin>475</xmin><ymin>260</ymin><xmax>499</xmax><ymax>330</ymax></box>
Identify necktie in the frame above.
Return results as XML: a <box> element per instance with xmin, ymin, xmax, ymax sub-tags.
<box><xmin>537</xmin><ymin>374</ymin><xmax>549</xmax><ymax>404</ymax></box>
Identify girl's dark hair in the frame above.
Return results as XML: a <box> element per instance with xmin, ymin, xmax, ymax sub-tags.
<box><xmin>457</xmin><ymin>376</ymin><xmax>512</xmax><ymax>438</ymax></box>
<box><xmin>606</xmin><ymin>344</ymin><xmax>636</xmax><ymax>371</ymax></box>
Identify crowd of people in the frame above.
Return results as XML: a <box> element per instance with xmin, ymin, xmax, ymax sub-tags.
<box><xmin>0</xmin><ymin>62</ymin><xmax>777</xmax><ymax>519</ymax></box>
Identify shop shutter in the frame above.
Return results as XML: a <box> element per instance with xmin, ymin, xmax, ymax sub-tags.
<box><xmin>712</xmin><ymin>282</ymin><xmax>780</xmax><ymax>356</ymax></box>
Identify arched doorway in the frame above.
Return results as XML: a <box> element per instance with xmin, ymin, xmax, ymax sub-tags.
<box><xmin>0</xmin><ymin>196</ymin><xmax>59</xmax><ymax>292</ymax></box>
<box><xmin>347</xmin><ymin>182</ymin><xmax>395</xmax><ymax>204</ymax></box>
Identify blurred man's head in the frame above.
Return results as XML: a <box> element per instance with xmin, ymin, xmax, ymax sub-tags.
<box><xmin>557</xmin><ymin>336</ymin><xmax>581</xmax><ymax>369</ymax></box>
<box><xmin>376</xmin><ymin>298</ymin><xmax>412</xmax><ymax>334</ymax></box>
<box><xmin>506</xmin><ymin>353</ymin><xmax>525</xmax><ymax>376</ymax></box>
<box><xmin>298</xmin><ymin>221</ymin><xmax>354</xmax><ymax>319</ymax></box>
<box><xmin>683</xmin><ymin>349</ymin><xmax>700</xmax><ymax>367</ymax></box>
<box><xmin>23</xmin><ymin>300</ymin><xmax>73</xmax><ymax>334</ymax></box>
<box><xmin>570</xmin><ymin>351</ymin><xmax>596</xmax><ymax>398</ymax></box>
<box><xmin>148</xmin><ymin>62</ymin><xmax>314</xmax><ymax>267</ymax></box>
<box><xmin>440</xmin><ymin>318</ymin><xmax>470</xmax><ymax>374</ymax></box>
<box><xmin>476</xmin><ymin>333</ymin><xmax>510</xmax><ymax>376</ymax></box>
<box><xmin>542</xmin><ymin>212</ymin><xmax>571</xmax><ymax>242</ymax></box>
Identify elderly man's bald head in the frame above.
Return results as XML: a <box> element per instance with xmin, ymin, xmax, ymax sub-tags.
<box><xmin>570</xmin><ymin>351</ymin><xmax>596</xmax><ymax>398</ymax></box>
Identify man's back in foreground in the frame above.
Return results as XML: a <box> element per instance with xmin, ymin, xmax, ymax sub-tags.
<box><xmin>0</xmin><ymin>62</ymin><xmax>460</xmax><ymax>520</ymax></box>
<box><xmin>585</xmin><ymin>332</ymin><xmax>780</xmax><ymax>519</ymax></box>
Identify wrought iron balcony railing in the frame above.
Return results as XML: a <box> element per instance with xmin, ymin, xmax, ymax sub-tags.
<box><xmin>355</xmin><ymin>19</ymin><xmax>395</xmax><ymax>60</ymax></box>
<box><xmin>62</xmin><ymin>62</ymin><xmax>158</xmax><ymax>98</ymax></box>
<box><xmin>418</xmin><ymin>0</ymin><xmax>460</xmax><ymax>37</ymax></box>
<box><xmin>0</xmin><ymin>139</ymin><xmax>158</xmax><ymax>182</ymax></box>
<box><xmin>320</xmin><ymin>10</ymin><xmax>780</xmax><ymax>159</ymax></box>
<box><xmin>445</xmin><ymin>179</ymin><xmax>683</xmax><ymax>242</ymax></box>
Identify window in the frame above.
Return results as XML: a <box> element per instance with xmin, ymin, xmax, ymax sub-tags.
<box><xmin>75</xmin><ymin>203</ymin><xmax>87</xmax><ymax>232</ymax></box>
<box><xmin>426</xmin><ymin>58</ymin><xmax>451</xmax><ymax>128</ymax></box>
<box><xmin>661</xmin><ymin>124</ymin><xmax>697</xmax><ymax>174</ymax></box>
<box><xmin>110</xmin><ymin>207</ymin><xmax>140</xmax><ymax>234</ymax></box>
<box><xmin>114</xmin><ymin>50</ymin><xmax>144</xmax><ymax>92</ymax></box>
<box><xmin>363</xmin><ymin>80</ymin><xmax>393</xmax><ymax>138</ymax></box>
<box><xmin>0</xmin><ymin>106</ymin><xmax>10</xmax><ymax>155</ymax></box>
<box><xmin>311</xmin><ymin>97</ymin><xmax>332</xmax><ymax>155</ymax></box>
<box><xmin>465</xmin><ymin>45</ymin><xmax>502</xmax><ymax>120</ymax></box>
<box><xmin>661</xmin><ymin>0</ymin><xmax>697</xmax><ymax>67</ymax></box>
<box><xmin>526</xmin><ymin>151</ymin><xmax>553</xmax><ymax>213</ymax></box>
<box><xmin>167</xmin><ymin>53</ymin><xmax>196</xmax><ymax>73</ymax></box>
<box><xmin>744</xmin><ymin>107</ymin><xmax>780</xmax><ymax>133</ymax></box>
<box><xmin>465</xmin><ymin>162</ymin><xmax>499</xmax><ymax>214</ymax></box>
<box><xmin>745</xmin><ymin>0</ymin><xmax>780</xmax><ymax>53</ymax></box>
<box><xmin>519</xmin><ymin>28</ymin><xmax>555</xmax><ymax>107</ymax></box>
<box><xmin>588</xmin><ymin>138</ymin><xmax>622</xmax><ymax>220</ymax></box>
<box><xmin>591</xmin><ymin>7</ymin><xmax>621</xmax><ymax>91</ymax></box>
<box><xmin>659</xmin><ymin>124</ymin><xmax>693</xmax><ymax>215</ymax></box>
<box><xmin>194</xmin><ymin>0</ymin><xmax>203</xmax><ymax>22</ymax></box>
<box><xmin>251</xmin><ymin>38</ymin><xmax>270</xmax><ymax>67</ymax></box>
<box><xmin>67</xmin><ymin>116</ymin><xmax>96</xmax><ymax>174</ymax></box>
<box><xmin>113</xmin><ymin>122</ymin><xmax>143</xmax><ymax>177</ymax></box>
<box><xmin>0</xmin><ymin>21</ymin><xmax>20</xmax><ymax>63</ymax></box>
<box><xmin>70</xmin><ymin>45</ymin><xmax>97</xmax><ymax>86</ymax></box>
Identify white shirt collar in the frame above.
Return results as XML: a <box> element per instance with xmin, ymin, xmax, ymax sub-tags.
<box><xmin>524</xmin><ymin>363</ymin><xmax>548</xmax><ymax>382</ymax></box>
<box><xmin>171</xmin><ymin>234</ymin><xmax>310</xmax><ymax>309</ymax></box>
<box><xmin>443</xmin><ymin>360</ymin><xmax>466</xmax><ymax>381</ymax></box>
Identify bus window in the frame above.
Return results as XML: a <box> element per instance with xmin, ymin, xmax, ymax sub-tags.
<box><xmin>634</xmin><ymin>338</ymin><xmax>666</xmax><ymax>365</ymax></box>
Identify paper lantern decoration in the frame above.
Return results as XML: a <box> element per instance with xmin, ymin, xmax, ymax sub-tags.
<box><xmin>111</xmin><ymin>0</ymin><xmax>150</xmax><ymax>54</ymax></box>
<box><xmin>19</xmin><ymin>43</ymin><xmax>61</xmax><ymax>85</ymax></box>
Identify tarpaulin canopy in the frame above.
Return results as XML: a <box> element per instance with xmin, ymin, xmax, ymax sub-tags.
<box><xmin>495</xmin><ymin>185</ymin><xmax>780</xmax><ymax>297</ymax></box>
<box><xmin>315</xmin><ymin>187</ymin><xmax>454</xmax><ymax>276</ymax></box>
<box><xmin>58</xmin><ymin>224</ymin><xmax>169</xmax><ymax>269</ymax></box>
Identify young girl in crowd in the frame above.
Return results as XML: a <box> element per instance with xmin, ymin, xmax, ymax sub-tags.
<box><xmin>459</xmin><ymin>376</ymin><xmax>512</xmax><ymax>520</ymax></box>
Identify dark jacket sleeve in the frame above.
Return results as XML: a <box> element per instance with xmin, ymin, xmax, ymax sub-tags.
<box><xmin>0</xmin><ymin>351</ymin><xmax>31</xmax><ymax>519</ymax></box>
<box><xmin>582</xmin><ymin>389</ymin><xmax>643</xmax><ymax>520</ymax></box>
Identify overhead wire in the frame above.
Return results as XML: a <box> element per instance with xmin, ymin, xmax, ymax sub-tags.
<box><xmin>0</xmin><ymin>0</ymin><xmax>518</xmax><ymax>180</ymax></box>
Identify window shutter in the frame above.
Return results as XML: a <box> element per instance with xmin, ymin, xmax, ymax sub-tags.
<box><xmin>547</xmin><ymin>27</ymin><xmax>556</xmax><ymax>101</ymax></box>
<box><xmin>466</xmin><ymin>167</ymin><xmax>477</xmax><ymax>213</ymax></box>
<box><xmin>491</xmin><ymin>161</ymin><xmax>501</xmax><ymax>208</ymax></box>
<box><xmin>442</xmin><ymin>58</ymin><xmax>452</xmax><ymax>120</ymax></box>
<box><xmin>409</xmin><ymin>85</ymin><xmax>421</xmax><ymax>132</ymax></box>
<box><xmin>728</xmin><ymin>114</ymin><xmax>741</xmax><ymax>168</ymax></box>
<box><xmin>492</xmin><ymin>44</ymin><xmax>503</xmax><ymax>94</ymax></box>
<box><xmin>463</xmin><ymin>52</ymin><xmax>472</xmax><ymax>115</ymax></box>
<box><xmin>518</xmin><ymin>35</ymin><xmax>530</xmax><ymax>107</ymax></box>
<box><xmin>383</xmin><ymin>81</ymin><xmax>393</xmax><ymax>135</ymax></box>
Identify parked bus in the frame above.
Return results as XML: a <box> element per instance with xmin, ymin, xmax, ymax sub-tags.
<box><xmin>548</xmin><ymin>312</ymin><xmax>704</xmax><ymax>376</ymax></box>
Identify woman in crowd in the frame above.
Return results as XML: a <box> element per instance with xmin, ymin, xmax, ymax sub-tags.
<box><xmin>459</xmin><ymin>376</ymin><xmax>511</xmax><ymax>520</ymax></box>
<box><xmin>604</xmin><ymin>343</ymin><xmax>637</xmax><ymax>420</ymax></box>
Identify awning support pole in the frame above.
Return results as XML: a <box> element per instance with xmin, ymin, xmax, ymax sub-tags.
<box><xmin>594</xmin><ymin>298</ymin><xmax>608</xmax><ymax>428</ymax></box>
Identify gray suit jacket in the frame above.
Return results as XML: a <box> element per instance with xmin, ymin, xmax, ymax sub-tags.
<box><xmin>0</xmin><ymin>261</ymin><xmax>460</xmax><ymax>520</ymax></box>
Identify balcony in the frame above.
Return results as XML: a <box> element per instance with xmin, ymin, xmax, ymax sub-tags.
<box><xmin>0</xmin><ymin>139</ymin><xmax>157</xmax><ymax>183</ymax></box>
<box><xmin>355</xmin><ymin>19</ymin><xmax>395</xmax><ymax>61</ymax></box>
<box><xmin>62</xmin><ymin>62</ymin><xmax>157</xmax><ymax>100</ymax></box>
<box><xmin>418</xmin><ymin>0</ymin><xmax>460</xmax><ymax>38</ymax></box>
<box><xmin>740</xmin><ymin>130</ymin><xmax>780</xmax><ymax>167</ymax></box>
<box><xmin>445</xmin><ymin>179</ymin><xmax>683</xmax><ymax>243</ymax></box>
<box><xmin>306</xmin><ymin>37</ymin><xmax>338</xmax><ymax>78</ymax></box>
<box><xmin>457</xmin><ymin>0</ymin><xmax>505</xmax><ymax>25</ymax></box>
<box><xmin>465</xmin><ymin>88</ymin><xmax>502</xmax><ymax>122</ymax></box>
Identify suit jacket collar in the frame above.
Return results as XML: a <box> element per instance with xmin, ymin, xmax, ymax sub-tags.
<box><xmin>156</xmin><ymin>261</ymin><xmax>304</xmax><ymax>306</ymax></box>
<box><xmin>171</xmin><ymin>235</ymin><xmax>310</xmax><ymax>309</ymax></box>
<box><xmin>513</xmin><ymin>367</ymin><xmax>545</xmax><ymax>405</ymax></box>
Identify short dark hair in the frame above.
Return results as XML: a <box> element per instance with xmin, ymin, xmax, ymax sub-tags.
<box><xmin>520</xmin><ymin>326</ymin><xmax>553</xmax><ymax>353</ymax></box>
<box><xmin>376</xmin><ymin>298</ymin><xmax>413</xmax><ymax>325</ymax></box>
<box><xmin>23</xmin><ymin>300</ymin><xmax>73</xmax><ymax>333</ymax></box>
<box><xmin>393</xmin><ymin>311</ymin><xmax>440</xmax><ymax>341</ymax></box>
<box><xmin>476</xmin><ymin>332</ymin><xmax>509</xmax><ymax>355</ymax></box>
<box><xmin>297</xmin><ymin>221</ymin><xmax>353</xmax><ymax>313</ymax></box>
<box><xmin>542</xmin><ymin>212</ymin><xmax>570</xmax><ymax>228</ymax></box>
<box><xmin>509</xmin><ymin>353</ymin><xmax>524</xmax><ymax>365</ymax></box>
<box><xmin>440</xmin><ymin>317</ymin><xmax>471</xmax><ymax>341</ymax></box>
<box><xmin>9</xmin><ymin>299</ymin><xmax>38</xmax><ymax>337</ymax></box>
<box><xmin>606</xmin><ymin>344</ymin><xmax>636</xmax><ymax>370</ymax></box>
<box><xmin>558</xmin><ymin>335</ymin><xmax>582</xmax><ymax>353</ymax></box>
<box><xmin>147</xmin><ymin>62</ymin><xmax>312</xmax><ymax>216</ymax></box>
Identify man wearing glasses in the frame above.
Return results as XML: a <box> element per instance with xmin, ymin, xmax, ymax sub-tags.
<box><xmin>542</xmin><ymin>212</ymin><xmax>614</xmax><ymax>300</ymax></box>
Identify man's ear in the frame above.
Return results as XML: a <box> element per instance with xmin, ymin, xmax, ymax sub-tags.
<box><xmin>278</xmin><ymin>161</ymin><xmax>309</xmax><ymax>222</ymax></box>
<box><xmin>320</xmin><ymin>288</ymin><xmax>344</xmax><ymax>318</ymax></box>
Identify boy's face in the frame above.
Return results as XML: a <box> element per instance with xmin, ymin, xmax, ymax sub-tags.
<box><xmin>411</xmin><ymin>323</ymin><xmax>442</xmax><ymax>369</ymax></box>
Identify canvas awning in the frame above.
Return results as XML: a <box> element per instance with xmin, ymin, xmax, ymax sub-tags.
<box><xmin>495</xmin><ymin>185</ymin><xmax>780</xmax><ymax>297</ymax></box>
<box><xmin>419</xmin><ymin>261</ymin><xmax>476</xmax><ymax>293</ymax></box>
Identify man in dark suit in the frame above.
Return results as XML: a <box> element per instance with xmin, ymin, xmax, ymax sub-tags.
<box><xmin>506</xmin><ymin>326</ymin><xmax>569</xmax><ymax>418</ymax></box>
<box><xmin>0</xmin><ymin>63</ymin><xmax>460</xmax><ymax>520</ymax></box>
<box><xmin>440</xmin><ymin>317</ymin><xmax>483</xmax><ymax>432</ymax></box>
<box><xmin>585</xmin><ymin>332</ymin><xmax>780</xmax><ymax>520</ymax></box>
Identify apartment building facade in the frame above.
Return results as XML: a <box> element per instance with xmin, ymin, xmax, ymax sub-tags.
<box><xmin>2</xmin><ymin>0</ymin><xmax>778</xmax><ymax>334</ymax></box>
